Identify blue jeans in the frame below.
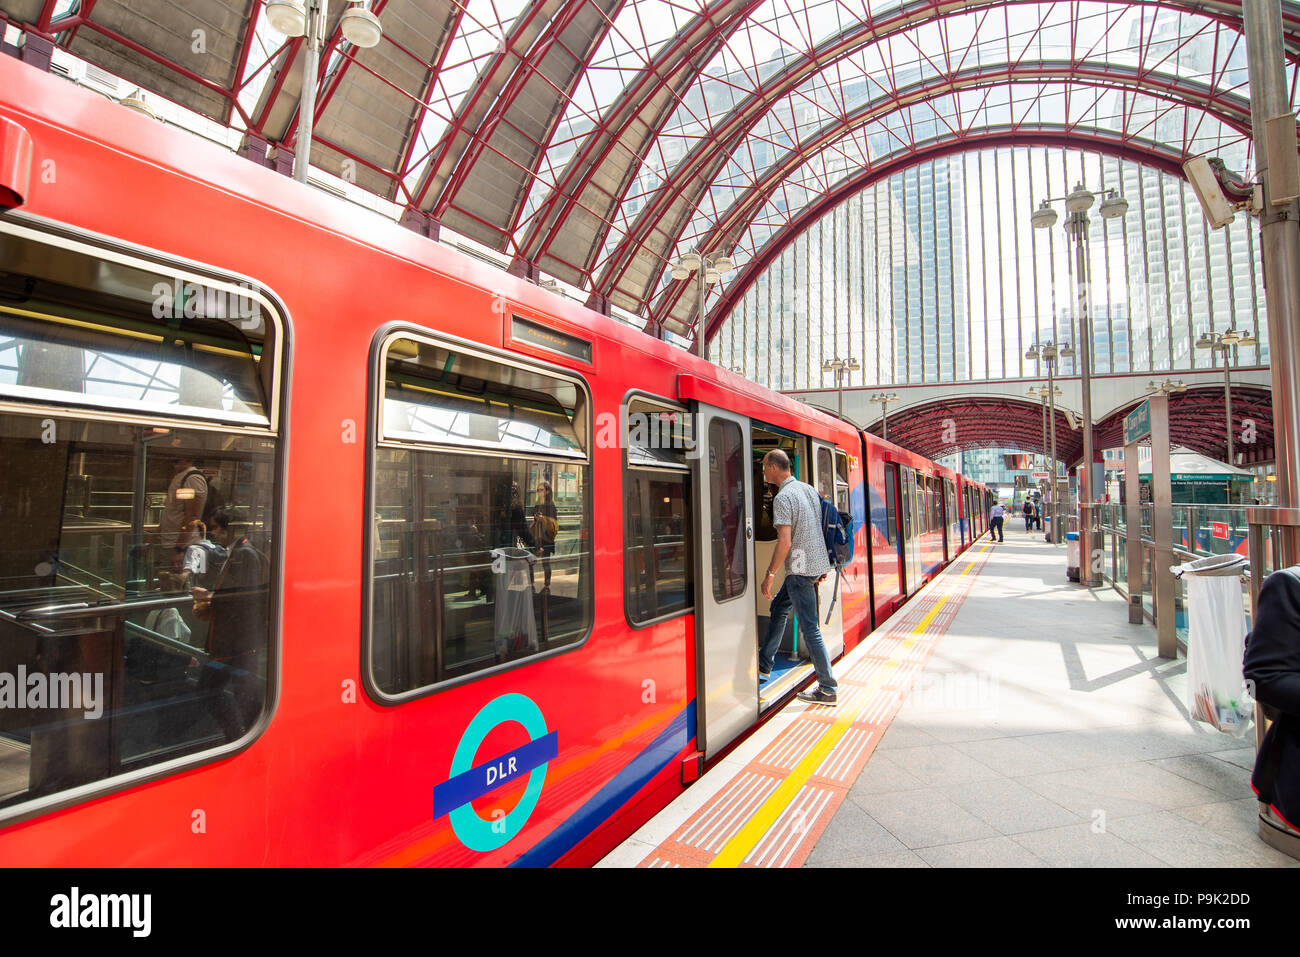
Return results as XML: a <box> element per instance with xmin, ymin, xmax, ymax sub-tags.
<box><xmin>760</xmin><ymin>574</ymin><xmax>838</xmax><ymax>694</ymax></box>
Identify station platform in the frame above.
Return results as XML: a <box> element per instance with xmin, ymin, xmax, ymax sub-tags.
<box><xmin>599</xmin><ymin>528</ymin><xmax>1297</xmax><ymax>868</ymax></box>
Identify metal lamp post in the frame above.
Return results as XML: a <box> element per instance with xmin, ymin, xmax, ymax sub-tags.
<box><xmin>821</xmin><ymin>357</ymin><xmax>860</xmax><ymax>419</ymax></box>
<box><xmin>267</xmin><ymin>0</ymin><xmax>385</xmax><ymax>184</ymax></box>
<box><xmin>1025</xmin><ymin>341</ymin><xmax>1070</xmax><ymax>543</ymax></box>
<box><xmin>672</xmin><ymin>250</ymin><xmax>734</xmax><ymax>357</ymax></box>
<box><xmin>870</xmin><ymin>391</ymin><xmax>899</xmax><ymax>441</ymax></box>
<box><xmin>1029</xmin><ymin>383</ymin><xmax>1062</xmax><ymax>515</ymax></box>
<box><xmin>1196</xmin><ymin>327</ymin><xmax>1259</xmax><ymax>463</ymax></box>
<box><xmin>1031</xmin><ymin>185</ymin><xmax>1129</xmax><ymax>581</ymax></box>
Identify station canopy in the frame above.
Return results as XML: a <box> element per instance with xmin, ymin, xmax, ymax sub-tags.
<box><xmin>4</xmin><ymin>0</ymin><xmax>1297</xmax><ymax>345</ymax></box>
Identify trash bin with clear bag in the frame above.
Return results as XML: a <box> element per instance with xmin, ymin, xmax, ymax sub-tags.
<box><xmin>1172</xmin><ymin>552</ymin><xmax>1253</xmax><ymax>737</ymax></box>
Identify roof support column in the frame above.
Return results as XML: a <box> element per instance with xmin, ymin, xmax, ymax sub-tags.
<box><xmin>1245</xmin><ymin>0</ymin><xmax>1300</xmax><ymax>565</ymax></box>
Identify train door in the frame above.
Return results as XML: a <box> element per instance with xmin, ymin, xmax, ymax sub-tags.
<box><xmin>943</xmin><ymin>479</ymin><xmax>955</xmax><ymax>561</ymax></box>
<box><xmin>901</xmin><ymin>466</ymin><xmax>922</xmax><ymax>594</ymax></box>
<box><xmin>692</xmin><ymin>404</ymin><xmax>757</xmax><ymax>759</ymax></box>
<box><xmin>810</xmin><ymin>441</ymin><xmax>845</xmax><ymax>663</ymax></box>
<box><xmin>884</xmin><ymin>462</ymin><xmax>903</xmax><ymax>601</ymax></box>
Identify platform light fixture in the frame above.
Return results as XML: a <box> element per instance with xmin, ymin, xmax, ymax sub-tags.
<box><xmin>819</xmin><ymin>357</ymin><xmax>860</xmax><ymax>420</ymax></box>
<box><xmin>869</xmin><ymin>391</ymin><xmax>898</xmax><ymax>441</ymax></box>
<box><xmin>1196</xmin><ymin>327</ymin><xmax>1258</xmax><ymax>462</ymax></box>
<box><xmin>341</xmin><ymin>1</ymin><xmax>384</xmax><ymax>47</ymax></box>
<box><xmin>1146</xmin><ymin>378</ymin><xmax>1187</xmax><ymax>395</ymax></box>
<box><xmin>1025</xmin><ymin>340</ymin><xmax>1071</xmax><ymax>544</ymax></box>
<box><xmin>271</xmin><ymin>0</ymin><xmax>386</xmax><ymax>183</ymax></box>
<box><xmin>669</xmin><ymin>250</ymin><xmax>733</xmax><ymax>356</ymax></box>
<box><xmin>1031</xmin><ymin>184</ymin><xmax>1129</xmax><ymax>578</ymax></box>
<box><xmin>1029</xmin><ymin>384</ymin><xmax>1063</xmax><ymax>483</ymax></box>
<box><xmin>266</xmin><ymin>0</ymin><xmax>308</xmax><ymax>35</ymax></box>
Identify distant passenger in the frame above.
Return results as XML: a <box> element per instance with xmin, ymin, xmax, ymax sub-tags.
<box><xmin>531</xmin><ymin>480</ymin><xmax>559</xmax><ymax>590</ymax></box>
<box><xmin>1022</xmin><ymin>499</ymin><xmax>1034</xmax><ymax>533</ymax></box>
<box><xmin>156</xmin><ymin>452</ymin><xmax>207</xmax><ymax>572</ymax></box>
<box><xmin>758</xmin><ymin>449</ymin><xmax>838</xmax><ymax>706</ymax></box>
<box><xmin>1033</xmin><ymin>499</ymin><xmax>1043</xmax><ymax>530</ymax></box>
<box><xmin>990</xmin><ymin>502</ymin><xmax>1005</xmax><ymax>542</ymax></box>
<box><xmin>191</xmin><ymin>508</ymin><xmax>269</xmax><ymax>740</ymax></box>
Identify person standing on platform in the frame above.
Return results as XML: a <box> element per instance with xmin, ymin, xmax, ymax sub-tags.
<box><xmin>1244</xmin><ymin>565</ymin><xmax>1300</xmax><ymax>836</ymax></box>
<box><xmin>758</xmin><ymin>450</ymin><xmax>838</xmax><ymax>706</ymax></box>
<box><xmin>990</xmin><ymin>501</ymin><xmax>1006</xmax><ymax>542</ymax></box>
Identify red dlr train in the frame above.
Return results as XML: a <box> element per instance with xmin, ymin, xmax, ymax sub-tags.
<box><xmin>0</xmin><ymin>54</ymin><xmax>989</xmax><ymax>866</ymax></box>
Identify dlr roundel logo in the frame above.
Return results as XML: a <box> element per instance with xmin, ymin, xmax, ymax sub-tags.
<box><xmin>431</xmin><ymin>693</ymin><xmax>558</xmax><ymax>852</ymax></box>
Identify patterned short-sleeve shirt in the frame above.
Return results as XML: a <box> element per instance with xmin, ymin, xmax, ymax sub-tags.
<box><xmin>772</xmin><ymin>476</ymin><xmax>831</xmax><ymax>577</ymax></box>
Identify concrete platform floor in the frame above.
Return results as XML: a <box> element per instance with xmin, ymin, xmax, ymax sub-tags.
<box><xmin>806</xmin><ymin>529</ymin><xmax>1296</xmax><ymax>868</ymax></box>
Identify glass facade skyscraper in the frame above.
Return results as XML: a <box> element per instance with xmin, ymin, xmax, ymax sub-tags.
<box><xmin>712</xmin><ymin>147</ymin><xmax>1266</xmax><ymax>392</ymax></box>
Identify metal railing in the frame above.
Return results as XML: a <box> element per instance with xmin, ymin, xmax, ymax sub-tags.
<box><xmin>1095</xmin><ymin>502</ymin><xmax>1250</xmax><ymax>649</ymax></box>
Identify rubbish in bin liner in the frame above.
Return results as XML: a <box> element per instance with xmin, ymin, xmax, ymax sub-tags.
<box><xmin>1065</xmin><ymin>531</ymin><xmax>1080</xmax><ymax>582</ymax></box>
<box><xmin>492</xmin><ymin>547</ymin><xmax>538</xmax><ymax>658</ymax></box>
<box><xmin>1171</xmin><ymin>553</ymin><xmax>1253</xmax><ymax>736</ymax></box>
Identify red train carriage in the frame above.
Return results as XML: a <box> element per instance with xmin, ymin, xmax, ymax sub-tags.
<box><xmin>0</xmin><ymin>54</ymin><xmax>985</xmax><ymax>866</ymax></box>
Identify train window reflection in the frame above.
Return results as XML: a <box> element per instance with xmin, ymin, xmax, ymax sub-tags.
<box><xmin>0</xmin><ymin>229</ymin><xmax>281</xmax><ymax>823</ymax></box>
<box><xmin>709</xmin><ymin>420</ymin><xmax>747</xmax><ymax>603</ymax></box>
<box><xmin>371</xmin><ymin>449</ymin><xmax>592</xmax><ymax>693</ymax></box>
<box><xmin>624</xmin><ymin>472</ymin><xmax>693</xmax><ymax>624</ymax></box>
<box><xmin>0</xmin><ymin>416</ymin><xmax>278</xmax><ymax>814</ymax></box>
<box><xmin>371</xmin><ymin>338</ymin><xmax>593</xmax><ymax>696</ymax></box>
<box><xmin>834</xmin><ymin>450</ymin><xmax>850</xmax><ymax>514</ymax></box>
<box><xmin>626</xmin><ymin>397</ymin><xmax>692</xmax><ymax>470</ymax></box>
<box><xmin>382</xmin><ymin>338</ymin><xmax>586</xmax><ymax>458</ymax></box>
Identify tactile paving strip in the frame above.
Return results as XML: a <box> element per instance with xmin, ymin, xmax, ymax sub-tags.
<box><xmin>635</xmin><ymin>542</ymin><xmax>992</xmax><ymax>868</ymax></box>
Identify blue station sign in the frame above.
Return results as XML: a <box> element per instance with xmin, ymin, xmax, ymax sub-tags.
<box><xmin>1124</xmin><ymin>400</ymin><xmax>1152</xmax><ymax>445</ymax></box>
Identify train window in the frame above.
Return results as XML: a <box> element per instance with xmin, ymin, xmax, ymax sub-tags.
<box><xmin>884</xmin><ymin>467</ymin><xmax>898</xmax><ymax>546</ymax></box>
<box><xmin>751</xmin><ymin>429</ymin><xmax>798</xmax><ymax>543</ymax></box>
<box><xmin>626</xmin><ymin>397</ymin><xmax>692</xmax><ymax>470</ymax></box>
<box><xmin>369</xmin><ymin>333</ymin><xmax>592</xmax><ymax>698</ymax></box>
<box><xmin>0</xmin><ymin>225</ymin><xmax>274</xmax><ymax>428</ymax></box>
<box><xmin>815</xmin><ymin>447</ymin><xmax>833</xmax><ymax>500</ymax></box>
<box><xmin>625</xmin><ymin>474</ymin><xmax>693</xmax><ymax>624</ymax></box>
<box><xmin>0</xmin><ymin>223</ymin><xmax>283</xmax><ymax>822</ymax></box>
<box><xmin>709</xmin><ymin>419</ymin><xmax>747</xmax><ymax>602</ymax></box>
<box><xmin>382</xmin><ymin>337</ymin><xmax>586</xmax><ymax>458</ymax></box>
<box><xmin>834</xmin><ymin>450</ymin><xmax>850</xmax><ymax>513</ymax></box>
<box><xmin>624</xmin><ymin>397</ymin><xmax>693</xmax><ymax>625</ymax></box>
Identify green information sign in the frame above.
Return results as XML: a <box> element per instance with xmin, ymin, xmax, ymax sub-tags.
<box><xmin>1124</xmin><ymin>401</ymin><xmax>1151</xmax><ymax>444</ymax></box>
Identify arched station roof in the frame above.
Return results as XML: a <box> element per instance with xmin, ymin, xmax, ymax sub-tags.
<box><xmin>4</xmin><ymin>0</ymin><xmax>1299</xmax><ymax>343</ymax></box>
<box><xmin>870</xmin><ymin>386</ymin><xmax>1276</xmax><ymax>463</ymax></box>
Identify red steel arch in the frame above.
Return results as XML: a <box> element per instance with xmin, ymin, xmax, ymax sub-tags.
<box><xmin>871</xmin><ymin>387</ymin><xmax>1276</xmax><ymax>463</ymax></box>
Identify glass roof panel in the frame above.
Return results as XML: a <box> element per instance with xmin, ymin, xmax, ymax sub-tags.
<box><xmin>612</xmin><ymin>3</ymin><xmax>1271</xmax><ymax>306</ymax></box>
<box><xmin>654</xmin><ymin>84</ymin><xmax>1251</xmax><ymax>319</ymax></box>
<box><xmin>395</xmin><ymin>0</ymin><xmax>531</xmax><ymax>198</ymax></box>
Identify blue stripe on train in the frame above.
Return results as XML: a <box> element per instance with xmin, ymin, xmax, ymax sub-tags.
<box><xmin>508</xmin><ymin>700</ymin><xmax>696</xmax><ymax>867</ymax></box>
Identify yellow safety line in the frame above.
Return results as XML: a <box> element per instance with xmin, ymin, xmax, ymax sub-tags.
<box><xmin>709</xmin><ymin>591</ymin><xmax>953</xmax><ymax>867</ymax></box>
<box><xmin>706</xmin><ymin>544</ymin><xmax>989</xmax><ymax>868</ymax></box>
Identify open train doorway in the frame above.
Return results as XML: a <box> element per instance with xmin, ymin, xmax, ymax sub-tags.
<box><xmin>691</xmin><ymin>409</ymin><xmax>854</xmax><ymax>757</ymax></box>
<box><xmin>750</xmin><ymin>425</ymin><xmax>844</xmax><ymax>712</ymax></box>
